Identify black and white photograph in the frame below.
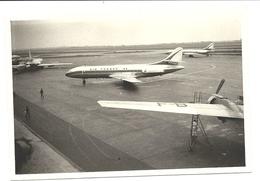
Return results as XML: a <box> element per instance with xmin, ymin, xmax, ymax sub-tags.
<box><xmin>1</xmin><ymin>1</ymin><xmax>260</xmax><ymax>181</ymax></box>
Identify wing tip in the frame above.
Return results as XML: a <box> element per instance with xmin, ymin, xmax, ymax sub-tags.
<box><xmin>97</xmin><ymin>100</ymin><xmax>110</xmax><ymax>107</ymax></box>
<box><xmin>97</xmin><ymin>100</ymin><xmax>104</xmax><ymax>106</ymax></box>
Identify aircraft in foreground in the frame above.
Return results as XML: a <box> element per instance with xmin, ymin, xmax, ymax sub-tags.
<box><xmin>98</xmin><ymin>79</ymin><xmax>243</xmax><ymax>122</ymax></box>
<box><xmin>12</xmin><ymin>50</ymin><xmax>72</xmax><ymax>73</ymax></box>
<box><xmin>182</xmin><ymin>42</ymin><xmax>215</xmax><ymax>57</ymax></box>
<box><xmin>98</xmin><ymin>79</ymin><xmax>243</xmax><ymax>150</ymax></box>
<box><xmin>65</xmin><ymin>47</ymin><xmax>184</xmax><ymax>84</ymax></box>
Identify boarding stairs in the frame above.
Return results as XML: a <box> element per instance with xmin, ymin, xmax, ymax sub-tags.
<box><xmin>187</xmin><ymin>92</ymin><xmax>212</xmax><ymax>151</ymax></box>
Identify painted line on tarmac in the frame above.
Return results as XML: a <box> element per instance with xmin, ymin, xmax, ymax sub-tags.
<box><xmin>82</xmin><ymin>119</ymin><xmax>115</xmax><ymax>160</ymax></box>
<box><xmin>182</xmin><ymin>64</ymin><xmax>217</xmax><ymax>76</ymax></box>
<box><xmin>137</xmin><ymin>84</ymin><xmax>162</xmax><ymax>88</ymax></box>
<box><xmin>141</xmin><ymin>64</ymin><xmax>217</xmax><ymax>84</ymax></box>
<box><xmin>68</xmin><ymin>123</ymin><xmax>98</xmax><ymax>167</ymax></box>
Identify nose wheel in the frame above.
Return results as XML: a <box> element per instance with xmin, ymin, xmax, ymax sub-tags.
<box><xmin>82</xmin><ymin>79</ymin><xmax>86</xmax><ymax>85</ymax></box>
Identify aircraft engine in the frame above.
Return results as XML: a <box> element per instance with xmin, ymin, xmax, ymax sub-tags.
<box><xmin>207</xmin><ymin>95</ymin><xmax>217</xmax><ymax>104</ymax></box>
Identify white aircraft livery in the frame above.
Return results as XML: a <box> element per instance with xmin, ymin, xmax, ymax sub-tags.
<box><xmin>98</xmin><ymin>79</ymin><xmax>244</xmax><ymax>122</ymax></box>
<box><xmin>66</xmin><ymin>47</ymin><xmax>184</xmax><ymax>84</ymax></box>
<box><xmin>183</xmin><ymin>42</ymin><xmax>215</xmax><ymax>57</ymax></box>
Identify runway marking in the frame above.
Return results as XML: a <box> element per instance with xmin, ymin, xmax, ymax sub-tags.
<box><xmin>138</xmin><ymin>84</ymin><xmax>162</xmax><ymax>88</ymax></box>
<box><xmin>182</xmin><ymin>64</ymin><xmax>217</xmax><ymax>76</ymax></box>
<box><xmin>141</xmin><ymin>64</ymin><xmax>217</xmax><ymax>84</ymax></box>
<box><xmin>82</xmin><ymin>119</ymin><xmax>115</xmax><ymax>160</ymax></box>
<box><xmin>68</xmin><ymin>123</ymin><xmax>98</xmax><ymax>167</ymax></box>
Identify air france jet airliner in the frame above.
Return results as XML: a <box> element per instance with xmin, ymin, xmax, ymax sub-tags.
<box><xmin>183</xmin><ymin>42</ymin><xmax>215</xmax><ymax>57</ymax></box>
<box><xmin>66</xmin><ymin>47</ymin><xmax>184</xmax><ymax>84</ymax></box>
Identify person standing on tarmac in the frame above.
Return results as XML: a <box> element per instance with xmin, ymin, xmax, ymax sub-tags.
<box><xmin>40</xmin><ymin>88</ymin><xmax>44</xmax><ymax>100</ymax></box>
<box><xmin>24</xmin><ymin>106</ymin><xmax>30</xmax><ymax>121</ymax></box>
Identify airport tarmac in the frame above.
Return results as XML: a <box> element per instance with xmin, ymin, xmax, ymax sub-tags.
<box><xmin>13</xmin><ymin>50</ymin><xmax>245</xmax><ymax>173</ymax></box>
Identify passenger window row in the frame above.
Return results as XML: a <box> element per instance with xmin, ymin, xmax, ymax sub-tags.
<box><xmin>88</xmin><ymin>67</ymin><xmax>128</xmax><ymax>71</ymax></box>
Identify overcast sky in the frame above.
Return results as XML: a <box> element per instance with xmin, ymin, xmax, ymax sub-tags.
<box><xmin>11</xmin><ymin>2</ymin><xmax>243</xmax><ymax>49</ymax></box>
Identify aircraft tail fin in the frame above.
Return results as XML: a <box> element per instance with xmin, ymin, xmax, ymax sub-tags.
<box><xmin>151</xmin><ymin>47</ymin><xmax>183</xmax><ymax>65</ymax></box>
<box><xmin>203</xmin><ymin>42</ymin><xmax>214</xmax><ymax>50</ymax></box>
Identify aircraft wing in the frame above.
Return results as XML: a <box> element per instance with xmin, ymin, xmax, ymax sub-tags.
<box><xmin>98</xmin><ymin>101</ymin><xmax>244</xmax><ymax>119</ymax></box>
<box><xmin>38</xmin><ymin>63</ymin><xmax>72</xmax><ymax>68</ymax></box>
<box><xmin>109</xmin><ymin>73</ymin><xmax>142</xmax><ymax>83</ymax></box>
<box><xmin>12</xmin><ymin>64</ymin><xmax>26</xmax><ymax>71</ymax></box>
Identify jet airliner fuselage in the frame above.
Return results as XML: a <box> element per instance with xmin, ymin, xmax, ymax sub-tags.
<box><xmin>66</xmin><ymin>64</ymin><xmax>184</xmax><ymax>79</ymax></box>
<box><xmin>66</xmin><ymin>47</ymin><xmax>184</xmax><ymax>83</ymax></box>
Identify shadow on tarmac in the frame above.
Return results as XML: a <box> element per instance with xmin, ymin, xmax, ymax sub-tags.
<box><xmin>113</xmin><ymin>81</ymin><xmax>139</xmax><ymax>92</ymax></box>
<box><xmin>15</xmin><ymin>137</ymin><xmax>33</xmax><ymax>173</ymax></box>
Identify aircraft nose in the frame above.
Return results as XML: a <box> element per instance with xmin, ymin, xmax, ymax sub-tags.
<box><xmin>65</xmin><ymin>70</ymin><xmax>73</xmax><ymax>77</ymax></box>
<box><xmin>178</xmin><ymin>65</ymin><xmax>185</xmax><ymax>70</ymax></box>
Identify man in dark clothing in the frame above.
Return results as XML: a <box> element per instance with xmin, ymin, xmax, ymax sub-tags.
<box><xmin>40</xmin><ymin>88</ymin><xmax>44</xmax><ymax>99</ymax></box>
<box><xmin>24</xmin><ymin>106</ymin><xmax>30</xmax><ymax>121</ymax></box>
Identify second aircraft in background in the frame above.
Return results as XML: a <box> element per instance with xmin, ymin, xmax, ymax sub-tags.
<box><xmin>12</xmin><ymin>50</ymin><xmax>72</xmax><ymax>73</ymax></box>
<box><xmin>183</xmin><ymin>42</ymin><xmax>215</xmax><ymax>58</ymax></box>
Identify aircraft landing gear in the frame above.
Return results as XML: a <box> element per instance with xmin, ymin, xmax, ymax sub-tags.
<box><xmin>122</xmin><ymin>80</ymin><xmax>129</xmax><ymax>85</ymax></box>
<box><xmin>82</xmin><ymin>79</ymin><xmax>86</xmax><ymax>86</ymax></box>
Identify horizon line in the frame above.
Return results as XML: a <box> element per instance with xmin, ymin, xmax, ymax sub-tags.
<box><xmin>12</xmin><ymin>39</ymin><xmax>241</xmax><ymax>51</ymax></box>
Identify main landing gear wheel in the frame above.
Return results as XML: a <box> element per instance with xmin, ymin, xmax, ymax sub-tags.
<box><xmin>82</xmin><ymin>79</ymin><xmax>86</xmax><ymax>85</ymax></box>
